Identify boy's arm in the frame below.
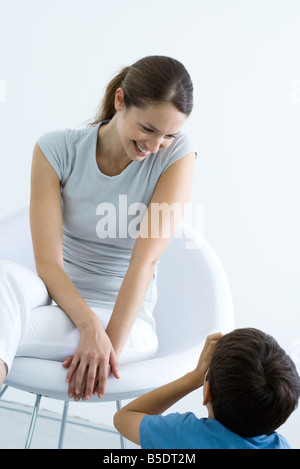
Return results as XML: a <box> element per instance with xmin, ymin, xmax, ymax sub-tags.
<box><xmin>113</xmin><ymin>333</ymin><xmax>222</xmax><ymax>445</ymax></box>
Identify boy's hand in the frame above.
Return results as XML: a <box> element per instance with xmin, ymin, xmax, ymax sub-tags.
<box><xmin>191</xmin><ymin>332</ymin><xmax>223</xmax><ymax>388</ymax></box>
<box><xmin>114</xmin><ymin>332</ymin><xmax>223</xmax><ymax>444</ymax></box>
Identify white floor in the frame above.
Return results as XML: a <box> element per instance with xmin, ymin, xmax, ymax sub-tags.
<box><xmin>0</xmin><ymin>395</ymin><xmax>139</xmax><ymax>450</ymax></box>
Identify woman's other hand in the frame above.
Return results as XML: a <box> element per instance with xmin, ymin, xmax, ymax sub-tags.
<box><xmin>62</xmin><ymin>319</ymin><xmax>119</xmax><ymax>401</ymax></box>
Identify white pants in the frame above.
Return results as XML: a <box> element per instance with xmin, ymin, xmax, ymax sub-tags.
<box><xmin>0</xmin><ymin>260</ymin><xmax>158</xmax><ymax>374</ymax></box>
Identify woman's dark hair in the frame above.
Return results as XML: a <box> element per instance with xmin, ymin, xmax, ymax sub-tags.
<box><xmin>206</xmin><ymin>328</ymin><xmax>300</xmax><ymax>438</ymax></box>
<box><xmin>89</xmin><ymin>55</ymin><xmax>193</xmax><ymax>125</ymax></box>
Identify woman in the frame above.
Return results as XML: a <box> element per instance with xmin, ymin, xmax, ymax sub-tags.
<box><xmin>0</xmin><ymin>55</ymin><xmax>197</xmax><ymax>402</ymax></box>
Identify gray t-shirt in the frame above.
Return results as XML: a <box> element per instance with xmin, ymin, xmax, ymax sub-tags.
<box><xmin>37</xmin><ymin>122</ymin><xmax>197</xmax><ymax>319</ymax></box>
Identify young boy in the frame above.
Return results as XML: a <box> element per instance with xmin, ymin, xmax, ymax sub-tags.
<box><xmin>114</xmin><ymin>328</ymin><xmax>300</xmax><ymax>449</ymax></box>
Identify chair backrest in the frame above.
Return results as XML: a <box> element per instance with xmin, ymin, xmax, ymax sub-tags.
<box><xmin>0</xmin><ymin>208</ymin><xmax>234</xmax><ymax>355</ymax></box>
<box><xmin>153</xmin><ymin>223</ymin><xmax>234</xmax><ymax>353</ymax></box>
<box><xmin>0</xmin><ymin>208</ymin><xmax>36</xmax><ymax>272</ymax></box>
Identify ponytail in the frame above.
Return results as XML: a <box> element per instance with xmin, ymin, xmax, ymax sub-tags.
<box><xmin>90</xmin><ymin>66</ymin><xmax>130</xmax><ymax>124</ymax></box>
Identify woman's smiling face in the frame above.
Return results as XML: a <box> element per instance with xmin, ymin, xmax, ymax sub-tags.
<box><xmin>114</xmin><ymin>88</ymin><xmax>187</xmax><ymax>162</ymax></box>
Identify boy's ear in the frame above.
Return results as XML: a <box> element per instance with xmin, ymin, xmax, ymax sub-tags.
<box><xmin>203</xmin><ymin>380</ymin><xmax>213</xmax><ymax>406</ymax></box>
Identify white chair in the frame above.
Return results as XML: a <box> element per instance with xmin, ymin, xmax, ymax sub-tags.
<box><xmin>0</xmin><ymin>207</ymin><xmax>234</xmax><ymax>449</ymax></box>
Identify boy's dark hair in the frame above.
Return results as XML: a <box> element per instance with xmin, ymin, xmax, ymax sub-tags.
<box><xmin>206</xmin><ymin>328</ymin><xmax>300</xmax><ymax>438</ymax></box>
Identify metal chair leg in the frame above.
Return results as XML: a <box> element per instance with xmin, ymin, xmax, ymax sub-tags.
<box><xmin>58</xmin><ymin>401</ymin><xmax>69</xmax><ymax>449</ymax></box>
<box><xmin>1</xmin><ymin>388</ymin><xmax>126</xmax><ymax>449</ymax></box>
<box><xmin>0</xmin><ymin>384</ymin><xmax>8</xmax><ymax>398</ymax></box>
<box><xmin>25</xmin><ymin>394</ymin><xmax>42</xmax><ymax>449</ymax></box>
<box><xmin>116</xmin><ymin>400</ymin><xmax>126</xmax><ymax>449</ymax></box>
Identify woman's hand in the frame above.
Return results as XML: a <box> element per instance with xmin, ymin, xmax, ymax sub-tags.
<box><xmin>63</xmin><ymin>319</ymin><xmax>120</xmax><ymax>401</ymax></box>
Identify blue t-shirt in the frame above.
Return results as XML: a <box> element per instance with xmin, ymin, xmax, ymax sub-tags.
<box><xmin>140</xmin><ymin>413</ymin><xmax>291</xmax><ymax>449</ymax></box>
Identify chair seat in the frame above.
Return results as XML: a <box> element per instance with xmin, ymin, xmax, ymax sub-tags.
<box><xmin>6</xmin><ymin>332</ymin><xmax>212</xmax><ymax>402</ymax></box>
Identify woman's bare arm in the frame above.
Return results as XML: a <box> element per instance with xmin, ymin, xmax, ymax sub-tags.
<box><xmin>30</xmin><ymin>144</ymin><xmax>119</xmax><ymax>400</ymax></box>
<box><xmin>106</xmin><ymin>152</ymin><xmax>196</xmax><ymax>358</ymax></box>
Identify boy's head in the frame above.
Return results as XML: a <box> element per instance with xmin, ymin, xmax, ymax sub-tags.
<box><xmin>206</xmin><ymin>328</ymin><xmax>300</xmax><ymax>438</ymax></box>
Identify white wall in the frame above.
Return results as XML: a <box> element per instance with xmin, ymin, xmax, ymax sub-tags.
<box><xmin>1</xmin><ymin>0</ymin><xmax>299</xmax><ymax>448</ymax></box>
